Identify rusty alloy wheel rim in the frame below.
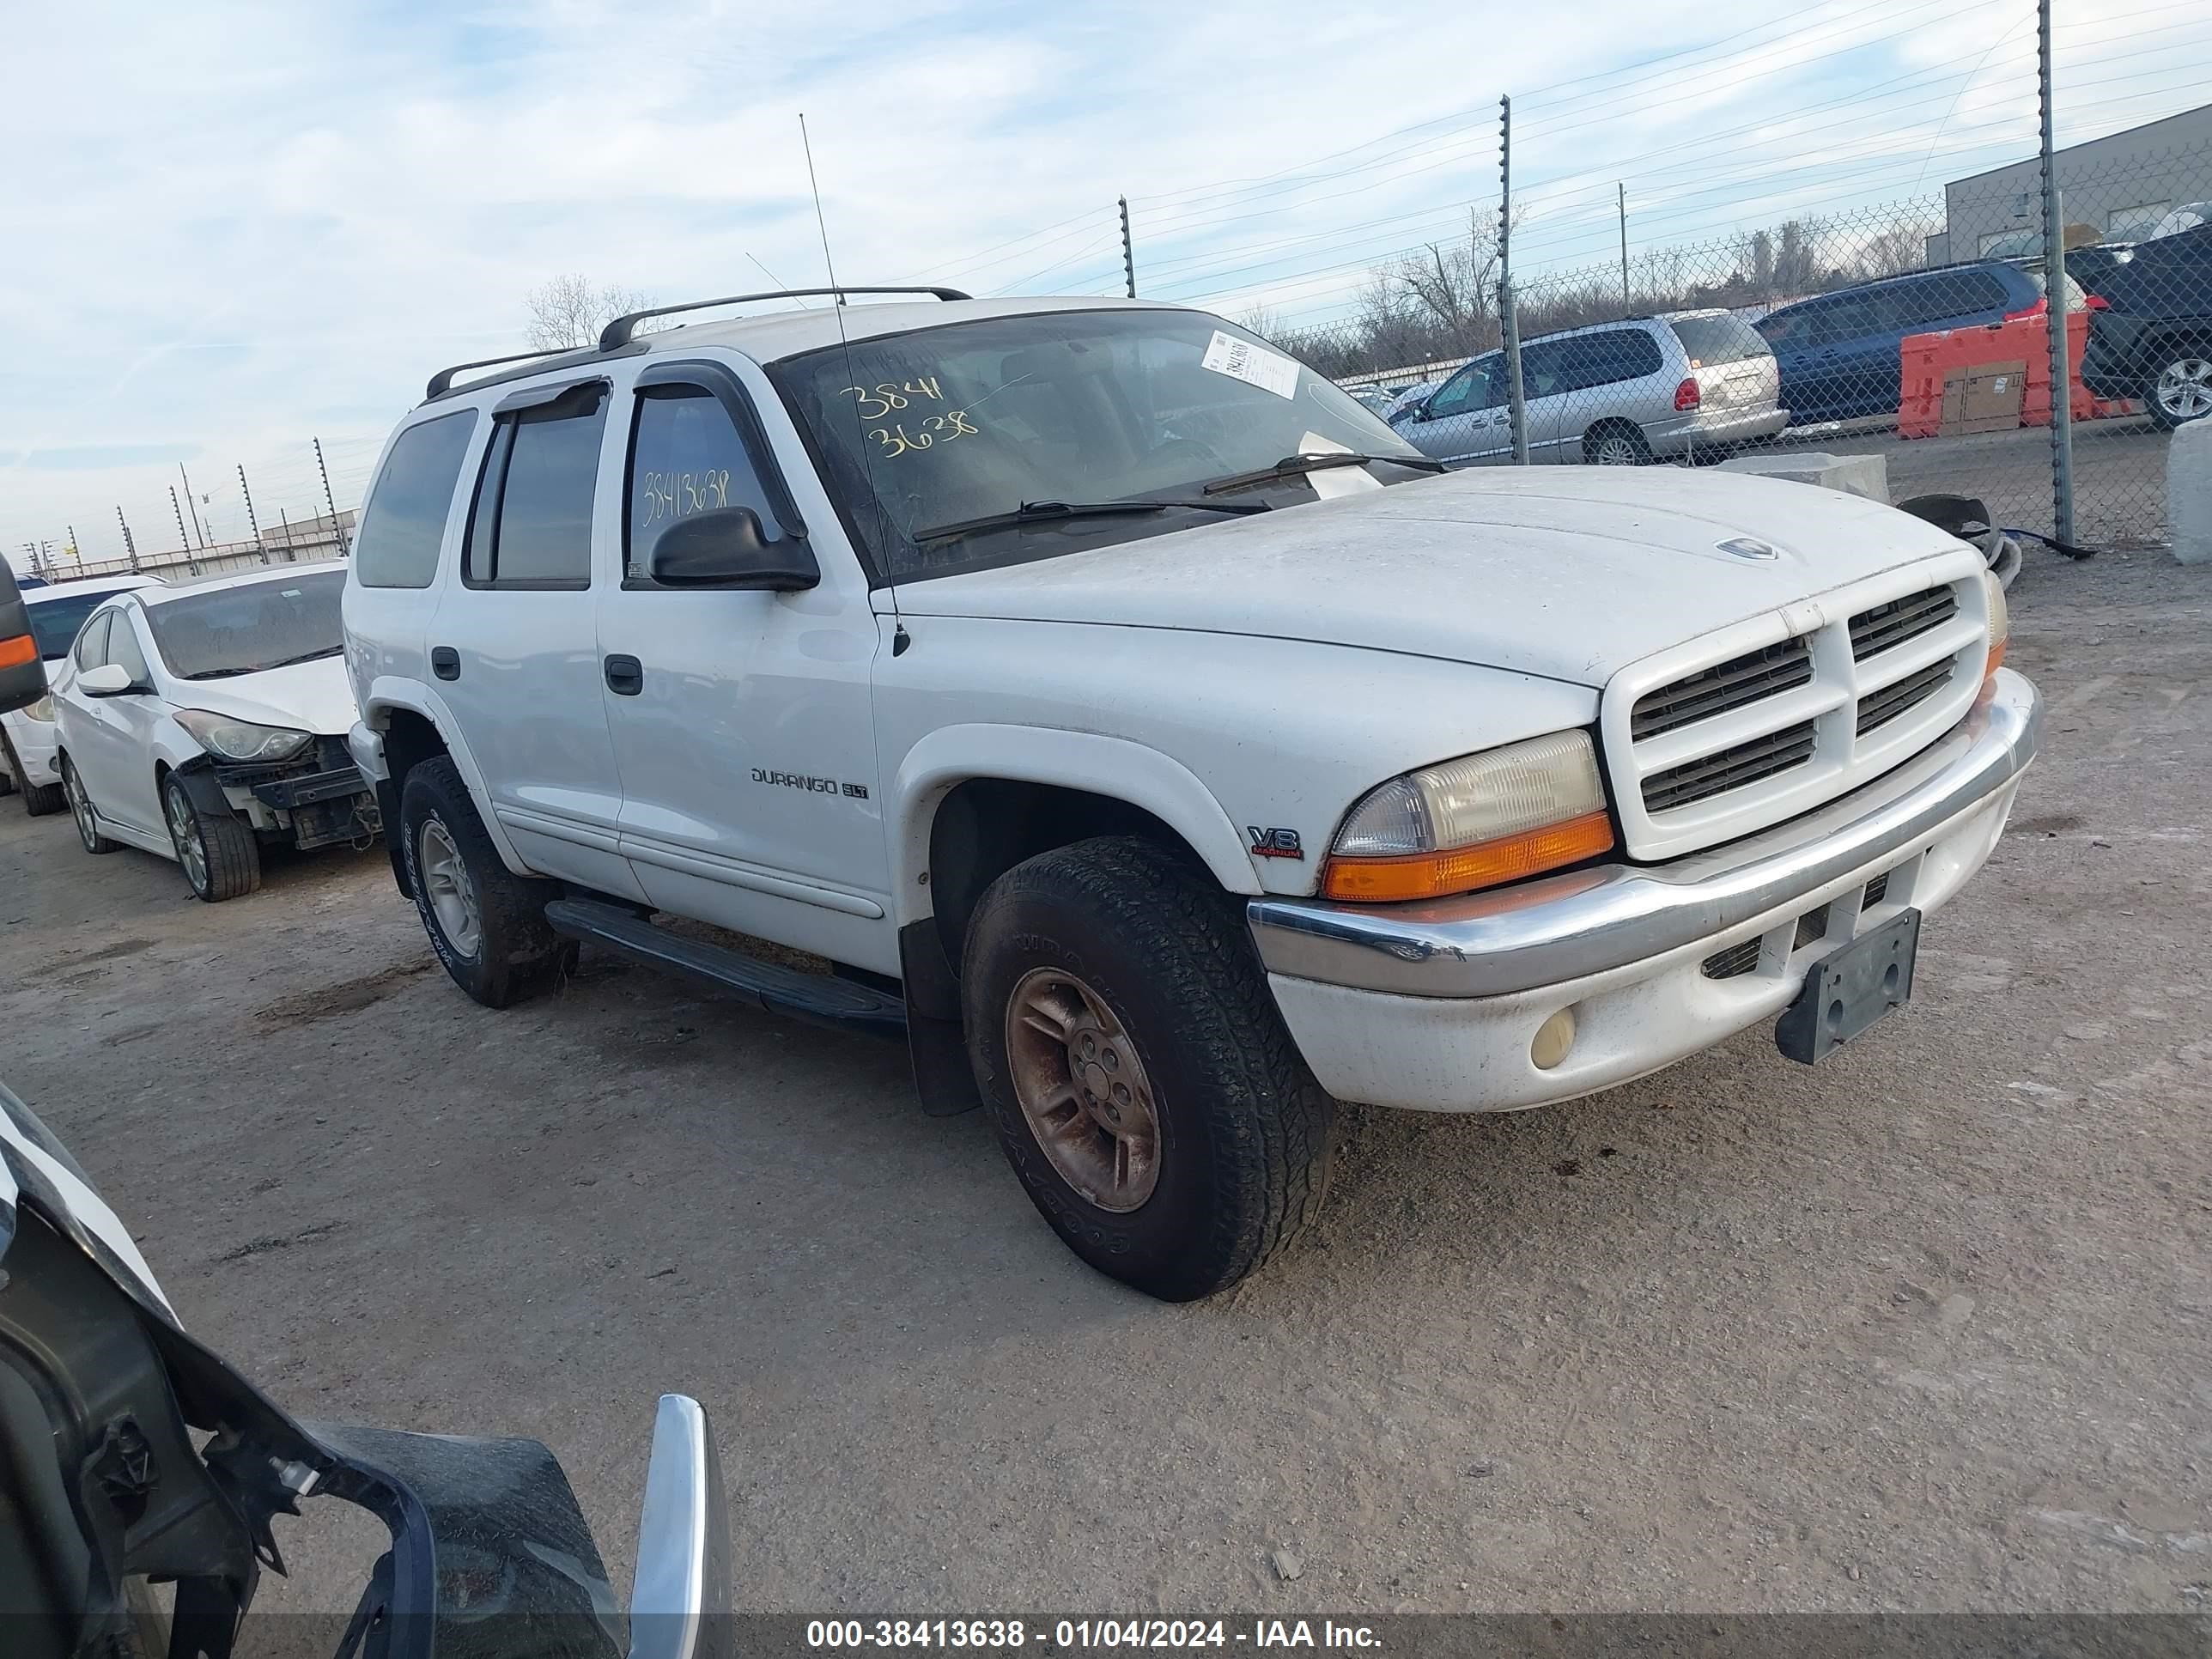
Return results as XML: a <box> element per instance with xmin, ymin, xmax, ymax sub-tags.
<box><xmin>1004</xmin><ymin>968</ymin><xmax>1162</xmax><ymax>1212</ymax></box>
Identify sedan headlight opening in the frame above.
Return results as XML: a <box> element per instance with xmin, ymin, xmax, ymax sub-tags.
<box><xmin>1322</xmin><ymin>731</ymin><xmax>1615</xmax><ymax>902</ymax></box>
<box><xmin>174</xmin><ymin>709</ymin><xmax>314</xmax><ymax>765</ymax></box>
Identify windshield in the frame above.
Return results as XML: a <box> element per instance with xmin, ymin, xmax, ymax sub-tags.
<box><xmin>27</xmin><ymin>586</ymin><xmax>143</xmax><ymax>660</ymax></box>
<box><xmin>767</xmin><ymin>308</ymin><xmax>1428</xmax><ymax>580</ymax></box>
<box><xmin>142</xmin><ymin>569</ymin><xmax>346</xmax><ymax>681</ymax></box>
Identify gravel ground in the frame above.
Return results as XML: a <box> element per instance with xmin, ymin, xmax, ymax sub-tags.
<box><xmin>3</xmin><ymin>547</ymin><xmax>2209</xmax><ymax>1619</ymax></box>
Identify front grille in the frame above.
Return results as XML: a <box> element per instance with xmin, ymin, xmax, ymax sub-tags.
<box><xmin>1643</xmin><ymin>721</ymin><xmax>1817</xmax><ymax>814</ymax></box>
<box><xmin>1863</xmin><ymin>871</ymin><xmax>1890</xmax><ymax>908</ymax></box>
<box><xmin>1850</xmin><ymin>586</ymin><xmax>1958</xmax><ymax>659</ymax></box>
<box><xmin>1856</xmin><ymin>659</ymin><xmax>1954</xmax><ymax>735</ymax></box>
<box><xmin>1701</xmin><ymin>939</ymin><xmax>1763</xmax><ymax>980</ymax></box>
<box><xmin>1631</xmin><ymin>636</ymin><xmax>1814</xmax><ymax>740</ymax></box>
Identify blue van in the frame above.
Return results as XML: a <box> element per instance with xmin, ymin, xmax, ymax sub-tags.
<box><xmin>1753</xmin><ymin>261</ymin><xmax>2062</xmax><ymax>425</ymax></box>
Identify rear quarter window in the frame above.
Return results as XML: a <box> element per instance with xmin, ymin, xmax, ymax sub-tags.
<box><xmin>354</xmin><ymin>410</ymin><xmax>478</xmax><ymax>589</ymax></box>
<box><xmin>1669</xmin><ymin>314</ymin><xmax>1769</xmax><ymax>367</ymax></box>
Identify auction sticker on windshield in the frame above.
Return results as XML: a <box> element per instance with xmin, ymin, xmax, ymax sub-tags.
<box><xmin>1200</xmin><ymin>331</ymin><xmax>1299</xmax><ymax>399</ymax></box>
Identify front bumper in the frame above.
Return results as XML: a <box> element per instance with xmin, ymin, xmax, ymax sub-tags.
<box><xmin>1248</xmin><ymin>669</ymin><xmax>2039</xmax><ymax>1112</ymax></box>
<box><xmin>4</xmin><ymin>714</ymin><xmax>59</xmax><ymax>781</ymax></box>
<box><xmin>212</xmin><ymin>738</ymin><xmax>380</xmax><ymax>850</ymax></box>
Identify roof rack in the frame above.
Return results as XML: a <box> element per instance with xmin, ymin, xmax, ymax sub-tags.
<box><xmin>425</xmin><ymin>347</ymin><xmax>585</xmax><ymax>401</ymax></box>
<box><xmin>597</xmin><ymin>286</ymin><xmax>972</xmax><ymax>350</ymax></box>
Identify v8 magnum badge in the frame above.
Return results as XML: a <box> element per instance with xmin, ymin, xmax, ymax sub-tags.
<box><xmin>1247</xmin><ymin>826</ymin><xmax>1304</xmax><ymax>860</ymax></box>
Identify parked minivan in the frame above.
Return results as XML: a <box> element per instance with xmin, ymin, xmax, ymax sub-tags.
<box><xmin>1754</xmin><ymin>261</ymin><xmax>2081</xmax><ymax>426</ymax></box>
<box><xmin>1390</xmin><ymin>311</ymin><xmax>1785</xmax><ymax>467</ymax></box>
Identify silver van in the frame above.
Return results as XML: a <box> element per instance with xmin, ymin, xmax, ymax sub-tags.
<box><xmin>1390</xmin><ymin>310</ymin><xmax>1787</xmax><ymax>467</ymax></box>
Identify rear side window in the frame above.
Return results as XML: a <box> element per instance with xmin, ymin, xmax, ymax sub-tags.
<box><xmin>625</xmin><ymin>386</ymin><xmax>790</xmax><ymax>580</ymax></box>
<box><xmin>1887</xmin><ymin>270</ymin><xmax>2009</xmax><ymax>327</ymax></box>
<box><xmin>465</xmin><ymin>384</ymin><xmax>608</xmax><ymax>589</ymax></box>
<box><xmin>355</xmin><ymin>411</ymin><xmax>477</xmax><ymax>589</ymax></box>
<box><xmin>1669</xmin><ymin>313</ymin><xmax>1769</xmax><ymax>367</ymax></box>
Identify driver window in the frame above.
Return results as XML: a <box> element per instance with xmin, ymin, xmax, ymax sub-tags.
<box><xmin>626</xmin><ymin>385</ymin><xmax>786</xmax><ymax>580</ymax></box>
<box><xmin>106</xmin><ymin>612</ymin><xmax>152</xmax><ymax>684</ymax></box>
<box><xmin>1425</xmin><ymin>364</ymin><xmax>1484</xmax><ymax>420</ymax></box>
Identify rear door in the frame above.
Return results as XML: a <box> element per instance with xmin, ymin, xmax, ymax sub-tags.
<box><xmin>424</xmin><ymin>378</ymin><xmax>644</xmax><ymax>901</ymax></box>
<box><xmin>343</xmin><ymin>408</ymin><xmax>479</xmax><ymax>720</ymax></box>
<box><xmin>1542</xmin><ymin>329</ymin><xmax>1664</xmax><ymax>459</ymax></box>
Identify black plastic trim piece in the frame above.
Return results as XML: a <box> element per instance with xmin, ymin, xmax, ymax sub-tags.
<box><xmin>421</xmin><ymin>343</ymin><xmax>645</xmax><ymax>404</ymax></box>
<box><xmin>544</xmin><ymin>897</ymin><xmax>907</xmax><ymax>1038</ymax></box>
<box><xmin>599</xmin><ymin>286</ymin><xmax>971</xmax><ymax>350</ymax></box>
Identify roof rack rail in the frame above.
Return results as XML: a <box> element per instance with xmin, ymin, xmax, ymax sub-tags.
<box><xmin>597</xmin><ymin>286</ymin><xmax>972</xmax><ymax>350</ymax></box>
<box><xmin>424</xmin><ymin>347</ymin><xmax>585</xmax><ymax>401</ymax></box>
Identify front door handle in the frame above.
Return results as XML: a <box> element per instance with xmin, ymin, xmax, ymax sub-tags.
<box><xmin>430</xmin><ymin>647</ymin><xmax>459</xmax><ymax>681</ymax></box>
<box><xmin>604</xmin><ymin>654</ymin><xmax>643</xmax><ymax>696</ymax></box>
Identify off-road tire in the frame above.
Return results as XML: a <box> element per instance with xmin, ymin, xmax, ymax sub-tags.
<box><xmin>163</xmin><ymin>773</ymin><xmax>262</xmax><ymax>902</ymax></box>
<box><xmin>963</xmin><ymin>836</ymin><xmax>1334</xmax><ymax>1301</ymax></box>
<box><xmin>62</xmin><ymin>757</ymin><xmax>118</xmax><ymax>854</ymax></box>
<box><xmin>399</xmin><ymin>756</ymin><xmax>574</xmax><ymax>1008</ymax></box>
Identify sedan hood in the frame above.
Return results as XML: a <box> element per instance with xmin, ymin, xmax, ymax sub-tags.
<box><xmin>168</xmin><ymin>653</ymin><xmax>359</xmax><ymax>737</ymax></box>
<box><xmin>894</xmin><ymin>468</ymin><xmax>1967</xmax><ymax>688</ymax></box>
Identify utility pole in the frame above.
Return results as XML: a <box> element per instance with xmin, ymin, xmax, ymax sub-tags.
<box><xmin>67</xmin><ymin>524</ymin><xmax>81</xmax><ymax>566</ymax></box>
<box><xmin>278</xmin><ymin>507</ymin><xmax>295</xmax><ymax>562</ymax></box>
<box><xmin>2037</xmin><ymin>0</ymin><xmax>2075</xmax><ymax>546</ymax></box>
<box><xmin>117</xmin><ymin>507</ymin><xmax>139</xmax><ymax>572</ymax></box>
<box><xmin>238</xmin><ymin>465</ymin><xmax>269</xmax><ymax>562</ymax></box>
<box><xmin>1499</xmin><ymin>96</ymin><xmax>1529</xmax><ymax>466</ymax></box>
<box><xmin>1618</xmin><ymin>183</ymin><xmax>1631</xmax><ymax>311</ymax></box>
<box><xmin>20</xmin><ymin>544</ymin><xmax>41</xmax><ymax>580</ymax></box>
<box><xmin>314</xmin><ymin>437</ymin><xmax>349</xmax><ymax>553</ymax></box>
<box><xmin>170</xmin><ymin>485</ymin><xmax>192</xmax><ymax>553</ymax></box>
<box><xmin>1117</xmin><ymin>196</ymin><xmax>1137</xmax><ymax>299</ymax></box>
<box><xmin>178</xmin><ymin>463</ymin><xmax>206</xmax><ymax>548</ymax></box>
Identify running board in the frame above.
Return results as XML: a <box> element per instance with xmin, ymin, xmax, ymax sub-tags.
<box><xmin>543</xmin><ymin>898</ymin><xmax>908</xmax><ymax>1040</ymax></box>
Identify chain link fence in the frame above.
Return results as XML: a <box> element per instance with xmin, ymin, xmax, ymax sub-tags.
<box><xmin>1270</xmin><ymin>140</ymin><xmax>2212</xmax><ymax>556</ymax></box>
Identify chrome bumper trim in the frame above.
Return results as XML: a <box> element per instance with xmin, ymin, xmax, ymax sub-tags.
<box><xmin>1248</xmin><ymin>668</ymin><xmax>2039</xmax><ymax>999</ymax></box>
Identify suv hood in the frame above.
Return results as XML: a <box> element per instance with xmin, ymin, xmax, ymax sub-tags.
<box><xmin>894</xmin><ymin>468</ymin><xmax>1966</xmax><ymax>688</ymax></box>
<box><xmin>167</xmin><ymin>653</ymin><xmax>358</xmax><ymax>737</ymax></box>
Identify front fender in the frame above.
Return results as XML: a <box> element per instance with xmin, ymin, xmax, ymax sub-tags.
<box><xmin>891</xmin><ymin>725</ymin><xmax>1260</xmax><ymax>924</ymax></box>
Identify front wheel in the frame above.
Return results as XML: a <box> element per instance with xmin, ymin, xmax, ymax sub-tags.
<box><xmin>163</xmin><ymin>774</ymin><xmax>262</xmax><ymax>902</ymax></box>
<box><xmin>398</xmin><ymin>757</ymin><xmax>574</xmax><ymax>1007</ymax></box>
<box><xmin>2148</xmin><ymin>348</ymin><xmax>2212</xmax><ymax>430</ymax></box>
<box><xmin>963</xmin><ymin>836</ymin><xmax>1334</xmax><ymax>1301</ymax></box>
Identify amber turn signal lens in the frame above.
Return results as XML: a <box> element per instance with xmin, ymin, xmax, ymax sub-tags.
<box><xmin>1322</xmin><ymin>810</ymin><xmax>1615</xmax><ymax>902</ymax></box>
<box><xmin>1984</xmin><ymin>637</ymin><xmax>2007</xmax><ymax>681</ymax></box>
<box><xmin>0</xmin><ymin>634</ymin><xmax>35</xmax><ymax>671</ymax></box>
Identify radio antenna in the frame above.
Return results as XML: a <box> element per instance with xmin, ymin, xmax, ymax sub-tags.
<box><xmin>801</xmin><ymin>114</ymin><xmax>906</xmax><ymax>641</ymax></box>
<box><xmin>799</xmin><ymin>113</ymin><xmax>842</xmax><ymax>305</ymax></box>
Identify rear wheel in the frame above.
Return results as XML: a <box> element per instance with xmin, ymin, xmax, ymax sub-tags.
<box><xmin>399</xmin><ymin>757</ymin><xmax>574</xmax><ymax>1007</ymax></box>
<box><xmin>1584</xmin><ymin>421</ymin><xmax>1652</xmax><ymax>465</ymax></box>
<box><xmin>62</xmin><ymin>757</ymin><xmax>117</xmax><ymax>854</ymax></box>
<box><xmin>2148</xmin><ymin>347</ymin><xmax>2212</xmax><ymax>430</ymax></box>
<box><xmin>0</xmin><ymin>731</ymin><xmax>56</xmax><ymax>812</ymax></box>
<box><xmin>163</xmin><ymin>773</ymin><xmax>261</xmax><ymax>902</ymax></box>
<box><xmin>963</xmin><ymin>836</ymin><xmax>1334</xmax><ymax>1301</ymax></box>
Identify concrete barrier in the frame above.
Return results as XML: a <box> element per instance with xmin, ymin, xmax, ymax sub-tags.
<box><xmin>1716</xmin><ymin>450</ymin><xmax>1890</xmax><ymax>505</ymax></box>
<box><xmin>2172</xmin><ymin>418</ymin><xmax>2212</xmax><ymax>566</ymax></box>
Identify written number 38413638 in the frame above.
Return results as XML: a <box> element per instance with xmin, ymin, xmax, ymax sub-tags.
<box><xmin>842</xmin><ymin>379</ymin><xmax>981</xmax><ymax>458</ymax></box>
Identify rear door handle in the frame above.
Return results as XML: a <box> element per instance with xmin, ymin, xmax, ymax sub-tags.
<box><xmin>604</xmin><ymin>654</ymin><xmax>643</xmax><ymax>696</ymax></box>
<box><xmin>430</xmin><ymin>647</ymin><xmax>459</xmax><ymax>681</ymax></box>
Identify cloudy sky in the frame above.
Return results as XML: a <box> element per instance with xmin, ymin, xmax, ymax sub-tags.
<box><xmin>4</xmin><ymin>0</ymin><xmax>2207</xmax><ymax>569</ymax></box>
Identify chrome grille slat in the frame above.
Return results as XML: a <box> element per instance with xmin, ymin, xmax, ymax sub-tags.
<box><xmin>1631</xmin><ymin>636</ymin><xmax>1813</xmax><ymax>741</ymax></box>
<box><xmin>1644</xmin><ymin>721</ymin><xmax>1817</xmax><ymax>814</ymax></box>
<box><xmin>1850</xmin><ymin>587</ymin><xmax>1957</xmax><ymax>659</ymax></box>
<box><xmin>1856</xmin><ymin>659</ymin><xmax>1954</xmax><ymax>735</ymax></box>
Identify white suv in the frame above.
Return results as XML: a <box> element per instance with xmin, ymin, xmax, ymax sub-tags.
<box><xmin>343</xmin><ymin>289</ymin><xmax>2039</xmax><ymax>1300</ymax></box>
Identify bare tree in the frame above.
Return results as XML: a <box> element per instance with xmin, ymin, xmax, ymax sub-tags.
<box><xmin>524</xmin><ymin>274</ymin><xmax>651</xmax><ymax>352</ymax></box>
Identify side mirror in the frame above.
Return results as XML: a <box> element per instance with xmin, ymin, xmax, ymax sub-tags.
<box><xmin>78</xmin><ymin>664</ymin><xmax>138</xmax><ymax>697</ymax></box>
<box><xmin>647</xmin><ymin>507</ymin><xmax>818</xmax><ymax>592</ymax></box>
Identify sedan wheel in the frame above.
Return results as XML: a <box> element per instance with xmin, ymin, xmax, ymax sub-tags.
<box><xmin>64</xmin><ymin>759</ymin><xmax>115</xmax><ymax>854</ymax></box>
<box><xmin>161</xmin><ymin>775</ymin><xmax>261</xmax><ymax>902</ymax></box>
<box><xmin>166</xmin><ymin>781</ymin><xmax>208</xmax><ymax>891</ymax></box>
<box><xmin>2152</xmin><ymin>354</ymin><xmax>2212</xmax><ymax>428</ymax></box>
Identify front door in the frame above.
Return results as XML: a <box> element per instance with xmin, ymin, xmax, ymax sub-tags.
<box><xmin>423</xmin><ymin>378</ymin><xmax>642</xmax><ymax>901</ymax></box>
<box><xmin>1399</xmin><ymin>356</ymin><xmax>1512</xmax><ymax>466</ymax></box>
<box><xmin>594</xmin><ymin>356</ymin><xmax>895</xmax><ymax>975</ymax></box>
<box><xmin>70</xmin><ymin>608</ymin><xmax>167</xmax><ymax>837</ymax></box>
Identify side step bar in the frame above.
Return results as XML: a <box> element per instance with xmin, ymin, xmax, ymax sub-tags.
<box><xmin>544</xmin><ymin>898</ymin><xmax>908</xmax><ymax>1040</ymax></box>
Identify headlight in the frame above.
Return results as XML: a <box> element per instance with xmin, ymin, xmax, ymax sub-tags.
<box><xmin>21</xmin><ymin>695</ymin><xmax>54</xmax><ymax>722</ymax></box>
<box><xmin>1322</xmin><ymin>730</ymin><xmax>1615</xmax><ymax>902</ymax></box>
<box><xmin>1982</xmin><ymin>568</ymin><xmax>2008</xmax><ymax>682</ymax></box>
<box><xmin>174</xmin><ymin>709</ymin><xmax>314</xmax><ymax>764</ymax></box>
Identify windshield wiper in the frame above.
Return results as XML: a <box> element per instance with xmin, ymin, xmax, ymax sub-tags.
<box><xmin>1200</xmin><ymin>451</ymin><xmax>1447</xmax><ymax>495</ymax></box>
<box><xmin>913</xmin><ymin>497</ymin><xmax>1270</xmax><ymax>544</ymax></box>
<box><xmin>179</xmin><ymin>646</ymin><xmax>342</xmax><ymax>681</ymax></box>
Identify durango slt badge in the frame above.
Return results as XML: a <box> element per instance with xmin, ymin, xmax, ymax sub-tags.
<box><xmin>753</xmin><ymin>768</ymin><xmax>868</xmax><ymax>799</ymax></box>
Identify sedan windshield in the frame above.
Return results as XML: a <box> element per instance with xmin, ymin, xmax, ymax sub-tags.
<box><xmin>767</xmin><ymin>308</ymin><xmax>1431</xmax><ymax>580</ymax></box>
<box><xmin>142</xmin><ymin>569</ymin><xmax>346</xmax><ymax>681</ymax></box>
